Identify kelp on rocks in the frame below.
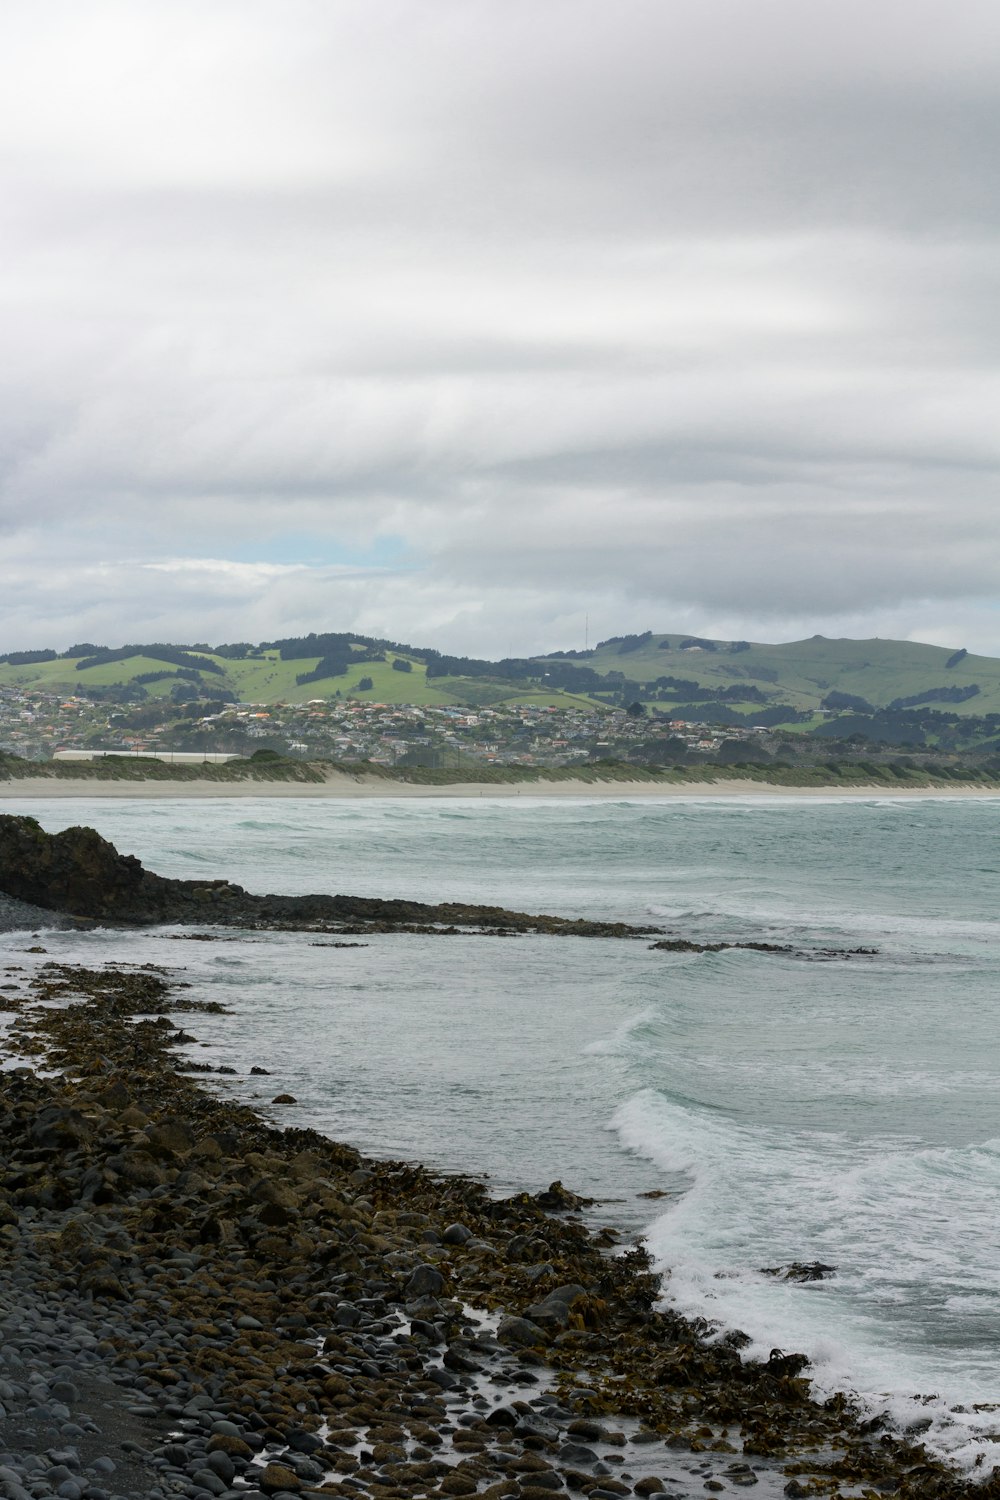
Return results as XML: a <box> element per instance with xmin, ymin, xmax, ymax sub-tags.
<box><xmin>0</xmin><ymin>959</ymin><xmax>987</xmax><ymax>1499</ymax></box>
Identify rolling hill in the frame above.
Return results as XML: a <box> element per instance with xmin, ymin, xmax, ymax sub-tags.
<box><xmin>3</xmin><ymin>631</ymin><xmax>1000</xmax><ymax>723</ymax></box>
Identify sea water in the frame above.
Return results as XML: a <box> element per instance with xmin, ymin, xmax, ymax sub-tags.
<box><xmin>3</xmin><ymin>792</ymin><xmax>1000</xmax><ymax>1474</ymax></box>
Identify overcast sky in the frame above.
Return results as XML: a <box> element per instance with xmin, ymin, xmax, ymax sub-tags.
<box><xmin>2</xmin><ymin>0</ymin><xmax>999</xmax><ymax>658</ymax></box>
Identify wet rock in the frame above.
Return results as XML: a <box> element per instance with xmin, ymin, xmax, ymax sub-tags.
<box><xmin>533</xmin><ymin>1182</ymin><xmax>593</xmax><ymax>1212</ymax></box>
<box><xmin>258</xmin><ymin>1461</ymin><xmax>303</xmax><ymax>1493</ymax></box>
<box><xmin>406</xmin><ymin>1264</ymin><xmax>445</xmax><ymax>1298</ymax></box>
<box><xmin>443</xmin><ymin>1223</ymin><xmax>473</xmax><ymax>1246</ymax></box>
<box><xmin>526</xmin><ymin>1284</ymin><xmax>589</xmax><ymax>1330</ymax></box>
<box><xmin>759</xmin><ymin>1261</ymin><xmax>836</xmax><ymax>1282</ymax></box>
<box><xmin>0</xmin><ymin>954</ymin><xmax>955</xmax><ymax>1500</ymax></box>
<box><xmin>559</xmin><ymin>1443</ymin><xmax>599</xmax><ymax>1465</ymax></box>
<box><xmin>497</xmin><ymin>1316</ymin><xmax>548</xmax><ymax>1349</ymax></box>
<box><xmin>29</xmin><ymin>1108</ymin><xmax>92</xmax><ymax>1150</ymax></box>
<box><xmin>0</xmin><ymin>816</ymin><xmax>660</xmax><ymax>939</ymax></box>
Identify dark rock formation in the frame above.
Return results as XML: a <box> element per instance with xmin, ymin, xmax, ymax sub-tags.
<box><xmin>0</xmin><ymin>815</ymin><xmax>189</xmax><ymax>921</ymax></box>
<box><xmin>0</xmin><ymin>815</ymin><xmax>654</xmax><ymax>938</ymax></box>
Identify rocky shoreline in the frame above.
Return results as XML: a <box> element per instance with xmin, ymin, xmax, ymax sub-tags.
<box><xmin>0</xmin><ymin>954</ymin><xmax>990</xmax><ymax>1500</ymax></box>
<box><xmin>0</xmin><ymin>816</ymin><xmax>655</xmax><ymax>939</ymax></box>
<box><xmin>0</xmin><ymin>819</ymin><xmax>880</xmax><ymax>967</ymax></box>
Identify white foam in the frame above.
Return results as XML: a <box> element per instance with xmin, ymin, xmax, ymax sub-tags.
<box><xmin>613</xmin><ymin>1089</ymin><xmax>1000</xmax><ymax>1474</ymax></box>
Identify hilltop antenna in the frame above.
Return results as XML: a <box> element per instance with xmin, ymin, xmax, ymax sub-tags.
<box><xmin>585</xmin><ymin>613</ymin><xmax>589</xmax><ymax>651</ymax></box>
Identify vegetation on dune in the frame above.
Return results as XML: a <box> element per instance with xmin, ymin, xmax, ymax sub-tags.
<box><xmin>2</xmin><ymin>749</ymin><xmax>999</xmax><ymax>790</ymax></box>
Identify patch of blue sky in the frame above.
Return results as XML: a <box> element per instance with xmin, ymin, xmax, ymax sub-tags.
<box><xmin>225</xmin><ymin>534</ymin><xmax>410</xmax><ymax>569</ymax></box>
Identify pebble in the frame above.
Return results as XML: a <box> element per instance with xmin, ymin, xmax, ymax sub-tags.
<box><xmin>0</xmin><ymin>956</ymin><xmax>929</xmax><ymax>1500</ymax></box>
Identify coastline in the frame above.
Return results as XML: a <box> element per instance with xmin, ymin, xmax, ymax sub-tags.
<box><xmin>0</xmin><ymin>957</ymin><xmax>975</xmax><ymax>1500</ymax></box>
<box><xmin>4</xmin><ymin>770</ymin><xmax>1000</xmax><ymax>799</ymax></box>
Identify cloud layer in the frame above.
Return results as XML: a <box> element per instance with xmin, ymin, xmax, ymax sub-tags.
<box><xmin>2</xmin><ymin>1</ymin><xmax>999</xmax><ymax>655</ymax></box>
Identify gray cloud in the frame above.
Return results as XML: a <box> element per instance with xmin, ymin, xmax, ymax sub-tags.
<box><xmin>1</xmin><ymin>0</ymin><xmax>999</xmax><ymax>655</ymax></box>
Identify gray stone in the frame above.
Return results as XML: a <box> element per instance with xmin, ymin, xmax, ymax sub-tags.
<box><xmin>442</xmin><ymin>1223</ymin><xmax>473</xmax><ymax>1246</ymax></box>
<box><xmin>497</xmin><ymin>1314</ymin><xmax>547</xmax><ymax>1348</ymax></box>
<box><xmin>205</xmin><ymin>1453</ymin><xmax>235</xmax><ymax>1484</ymax></box>
<box><xmin>190</xmin><ymin>1469</ymin><xmax>229</xmax><ymax>1496</ymax></box>
<box><xmin>560</xmin><ymin>1443</ymin><xmax>599</xmax><ymax>1465</ymax></box>
<box><xmin>406</xmin><ymin>1264</ymin><xmax>444</xmax><ymax>1298</ymax></box>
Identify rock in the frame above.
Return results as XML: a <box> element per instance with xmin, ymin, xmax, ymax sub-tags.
<box><xmin>442</xmin><ymin>1222</ymin><xmax>473</xmax><ymax>1245</ymax></box>
<box><xmin>271</xmin><ymin>1093</ymin><xmax>297</xmax><ymax>1104</ymax></box>
<box><xmin>190</xmin><ymin>1468</ymin><xmax>229</xmax><ymax>1496</ymax></box>
<box><xmin>29</xmin><ymin>1107</ymin><xmax>92</xmax><ymax>1149</ymax></box>
<box><xmin>207</xmin><ymin>1434</ymin><xmax>253</xmax><ymax>1459</ymax></box>
<box><xmin>0</xmin><ymin>815</ymin><xmax>659</xmax><ymax>937</ymax></box>
<box><xmin>759</xmin><ymin>1261</ymin><xmax>836</xmax><ymax>1282</ymax></box>
<box><xmin>534</xmin><ymin>1181</ymin><xmax>593</xmax><ymax>1212</ymax></box>
<box><xmin>406</xmin><ymin>1263</ymin><xmax>445</xmax><ymax>1298</ymax></box>
<box><xmin>567</xmin><ymin>1419</ymin><xmax>603</xmax><ymax>1441</ymax></box>
<box><xmin>515</xmin><ymin>1414</ymin><xmax>561</xmax><ymax>1441</ymax></box>
<box><xmin>526</xmin><ymin>1283</ymin><xmax>589</xmax><ymax>1329</ymax></box>
<box><xmin>560</xmin><ymin>1443</ymin><xmax>599</xmax><ymax>1465</ymax></box>
<box><xmin>0</xmin><ymin>816</ymin><xmax>183</xmax><ymax>921</ymax></box>
<box><xmin>259</xmin><ymin>1462</ymin><xmax>303</xmax><ymax>1494</ymax></box>
<box><xmin>143</xmin><ymin>1118</ymin><xmax>196</xmax><ymax>1157</ymax></box>
<box><xmin>497</xmin><ymin>1315</ymin><xmax>548</xmax><ymax>1348</ymax></box>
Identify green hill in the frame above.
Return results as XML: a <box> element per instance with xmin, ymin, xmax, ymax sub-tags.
<box><xmin>3</xmin><ymin>631</ymin><xmax>1000</xmax><ymax>721</ymax></box>
<box><xmin>0</xmin><ymin>643</ymin><xmax>599</xmax><ymax>711</ymax></box>
<box><xmin>541</xmin><ymin>633</ymin><xmax>1000</xmax><ymax>717</ymax></box>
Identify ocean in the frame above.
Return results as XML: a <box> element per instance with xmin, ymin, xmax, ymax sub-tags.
<box><xmin>2</xmin><ymin>792</ymin><xmax>999</xmax><ymax>1475</ymax></box>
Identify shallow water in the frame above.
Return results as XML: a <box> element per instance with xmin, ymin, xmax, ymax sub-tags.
<box><xmin>3</xmin><ymin>792</ymin><xmax>1000</xmax><ymax>1473</ymax></box>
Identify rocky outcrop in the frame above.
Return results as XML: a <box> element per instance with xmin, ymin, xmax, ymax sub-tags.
<box><xmin>0</xmin><ymin>814</ymin><xmax>182</xmax><ymax>921</ymax></box>
<box><xmin>0</xmin><ymin>815</ymin><xmax>654</xmax><ymax>937</ymax></box>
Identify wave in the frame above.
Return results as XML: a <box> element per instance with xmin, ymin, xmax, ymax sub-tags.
<box><xmin>612</xmin><ymin>1089</ymin><xmax>1000</xmax><ymax>1473</ymax></box>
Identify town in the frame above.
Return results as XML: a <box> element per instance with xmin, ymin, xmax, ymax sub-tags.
<box><xmin>0</xmin><ymin>686</ymin><xmax>775</xmax><ymax>769</ymax></box>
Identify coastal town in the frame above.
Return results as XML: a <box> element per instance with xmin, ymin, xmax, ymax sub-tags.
<box><xmin>0</xmin><ymin>685</ymin><xmax>770</xmax><ymax>768</ymax></box>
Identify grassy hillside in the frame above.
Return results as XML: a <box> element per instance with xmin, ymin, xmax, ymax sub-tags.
<box><xmin>5</xmin><ymin>632</ymin><xmax>1000</xmax><ymax>718</ymax></box>
<box><xmin>544</xmin><ymin>634</ymin><xmax>1000</xmax><ymax>715</ymax></box>
<box><xmin>0</xmin><ymin>645</ymin><xmax>612</xmax><ymax>711</ymax></box>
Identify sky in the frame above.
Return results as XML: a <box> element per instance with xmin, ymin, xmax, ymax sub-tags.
<box><xmin>2</xmin><ymin>0</ymin><xmax>999</xmax><ymax>659</ymax></box>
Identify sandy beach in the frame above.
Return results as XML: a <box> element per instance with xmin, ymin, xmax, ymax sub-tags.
<box><xmin>3</xmin><ymin>769</ymin><xmax>1000</xmax><ymax>799</ymax></box>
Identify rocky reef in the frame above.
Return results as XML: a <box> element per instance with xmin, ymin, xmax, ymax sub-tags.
<box><xmin>0</xmin><ymin>818</ymin><xmax>881</xmax><ymax>964</ymax></box>
<box><xmin>0</xmin><ymin>815</ymin><xmax>653</xmax><ymax>938</ymax></box>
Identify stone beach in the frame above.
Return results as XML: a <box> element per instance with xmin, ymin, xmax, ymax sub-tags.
<box><xmin>0</xmin><ymin>952</ymin><xmax>991</xmax><ymax>1500</ymax></box>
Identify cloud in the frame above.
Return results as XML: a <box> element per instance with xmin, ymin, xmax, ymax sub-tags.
<box><xmin>0</xmin><ymin>1</ymin><xmax>999</xmax><ymax>655</ymax></box>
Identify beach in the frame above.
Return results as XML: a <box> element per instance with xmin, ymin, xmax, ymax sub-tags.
<box><xmin>3</xmin><ymin>797</ymin><xmax>1000</xmax><ymax>1494</ymax></box>
<box><xmin>4</xmin><ymin>771</ymin><xmax>1000</xmax><ymax>799</ymax></box>
<box><xmin>0</xmin><ymin>955</ymin><xmax>977</xmax><ymax>1500</ymax></box>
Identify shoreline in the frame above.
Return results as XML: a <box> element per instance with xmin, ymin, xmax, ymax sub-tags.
<box><xmin>4</xmin><ymin>770</ymin><xmax>1000</xmax><ymax>799</ymax></box>
<box><xmin>0</xmin><ymin>957</ymin><xmax>977</xmax><ymax>1500</ymax></box>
